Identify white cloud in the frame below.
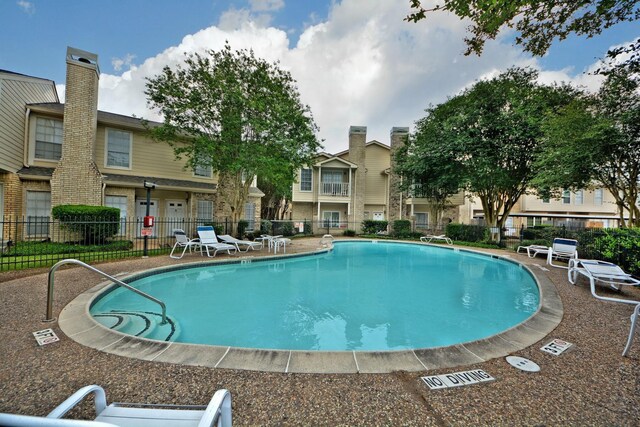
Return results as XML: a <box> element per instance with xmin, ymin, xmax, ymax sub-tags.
<box><xmin>111</xmin><ymin>53</ymin><xmax>137</xmax><ymax>72</ymax></box>
<box><xmin>17</xmin><ymin>0</ymin><xmax>35</xmax><ymax>14</ymax></box>
<box><xmin>249</xmin><ymin>0</ymin><xmax>285</xmax><ymax>12</ymax></box>
<box><xmin>88</xmin><ymin>0</ymin><xmax>613</xmax><ymax>154</ymax></box>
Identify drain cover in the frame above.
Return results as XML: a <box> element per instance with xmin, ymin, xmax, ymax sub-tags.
<box><xmin>506</xmin><ymin>356</ymin><xmax>540</xmax><ymax>372</ymax></box>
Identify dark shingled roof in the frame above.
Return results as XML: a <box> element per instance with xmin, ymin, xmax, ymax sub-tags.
<box><xmin>26</xmin><ymin>103</ymin><xmax>163</xmax><ymax>130</ymax></box>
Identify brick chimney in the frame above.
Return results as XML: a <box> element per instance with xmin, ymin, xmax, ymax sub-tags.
<box><xmin>51</xmin><ymin>47</ymin><xmax>103</xmax><ymax>207</ymax></box>
<box><xmin>348</xmin><ymin>126</ymin><xmax>366</xmax><ymax>231</ymax></box>
<box><xmin>388</xmin><ymin>127</ymin><xmax>409</xmax><ymax>222</ymax></box>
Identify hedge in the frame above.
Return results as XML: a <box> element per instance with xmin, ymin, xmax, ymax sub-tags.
<box><xmin>51</xmin><ymin>205</ymin><xmax>121</xmax><ymax>244</ymax></box>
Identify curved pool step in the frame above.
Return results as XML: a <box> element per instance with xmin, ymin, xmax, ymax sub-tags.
<box><xmin>93</xmin><ymin>310</ymin><xmax>179</xmax><ymax>342</ymax></box>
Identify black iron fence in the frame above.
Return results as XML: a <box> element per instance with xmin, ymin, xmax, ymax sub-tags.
<box><xmin>1</xmin><ymin>217</ymin><xmax>637</xmax><ymax>275</ymax></box>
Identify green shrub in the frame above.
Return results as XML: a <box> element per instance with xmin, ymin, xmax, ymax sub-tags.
<box><xmin>580</xmin><ymin>228</ymin><xmax>640</xmax><ymax>276</ymax></box>
<box><xmin>343</xmin><ymin>229</ymin><xmax>356</xmax><ymax>237</ymax></box>
<box><xmin>5</xmin><ymin>239</ymin><xmax>133</xmax><ymax>256</ymax></box>
<box><xmin>281</xmin><ymin>222</ymin><xmax>295</xmax><ymax>236</ymax></box>
<box><xmin>362</xmin><ymin>220</ymin><xmax>388</xmax><ymax>234</ymax></box>
<box><xmin>392</xmin><ymin>220</ymin><xmax>412</xmax><ymax>238</ymax></box>
<box><xmin>303</xmin><ymin>220</ymin><xmax>313</xmax><ymax>235</ymax></box>
<box><xmin>51</xmin><ymin>205</ymin><xmax>120</xmax><ymax>244</ymax></box>
<box><xmin>445</xmin><ymin>223</ymin><xmax>487</xmax><ymax>242</ymax></box>
<box><xmin>260</xmin><ymin>219</ymin><xmax>273</xmax><ymax>235</ymax></box>
<box><xmin>237</xmin><ymin>220</ymin><xmax>248</xmax><ymax>238</ymax></box>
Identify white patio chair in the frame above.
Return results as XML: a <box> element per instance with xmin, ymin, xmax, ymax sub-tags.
<box><xmin>420</xmin><ymin>235</ymin><xmax>453</xmax><ymax>245</ymax></box>
<box><xmin>568</xmin><ymin>259</ymin><xmax>640</xmax><ymax>305</ymax></box>
<box><xmin>272</xmin><ymin>237</ymin><xmax>291</xmax><ymax>254</ymax></box>
<box><xmin>516</xmin><ymin>244</ymin><xmax>550</xmax><ymax>258</ymax></box>
<box><xmin>196</xmin><ymin>226</ymin><xmax>237</xmax><ymax>257</ymax></box>
<box><xmin>623</xmin><ymin>303</ymin><xmax>640</xmax><ymax>357</ymax></box>
<box><xmin>546</xmin><ymin>238</ymin><xmax>578</xmax><ymax>268</ymax></box>
<box><xmin>218</xmin><ymin>234</ymin><xmax>263</xmax><ymax>252</ymax></box>
<box><xmin>169</xmin><ymin>229</ymin><xmax>201</xmax><ymax>259</ymax></box>
<box><xmin>0</xmin><ymin>384</ymin><xmax>232</xmax><ymax>426</ymax></box>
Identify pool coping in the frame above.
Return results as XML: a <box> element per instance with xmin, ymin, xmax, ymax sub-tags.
<box><xmin>58</xmin><ymin>241</ymin><xmax>563</xmax><ymax>374</ymax></box>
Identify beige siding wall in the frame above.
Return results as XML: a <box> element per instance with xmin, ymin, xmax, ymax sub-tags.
<box><xmin>363</xmin><ymin>144</ymin><xmax>389</xmax><ymax>205</ymax></box>
<box><xmin>94</xmin><ymin>124</ymin><xmax>217</xmax><ymax>185</ymax></box>
<box><xmin>0</xmin><ymin>75</ymin><xmax>57</xmax><ymax>172</ymax></box>
<box><xmin>518</xmin><ymin>189</ymin><xmax>618</xmax><ymax>214</ymax></box>
<box><xmin>292</xmin><ymin>168</ymin><xmax>315</xmax><ymax>202</ymax></box>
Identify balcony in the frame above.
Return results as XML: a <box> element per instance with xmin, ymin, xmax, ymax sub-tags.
<box><xmin>320</xmin><ymin>182</ymin><xmax>350</xmax><ymax>197</ymax></box>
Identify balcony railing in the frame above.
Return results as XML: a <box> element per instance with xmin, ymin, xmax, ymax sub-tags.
<box><xmin>320</xmin><ymin>182</ymin><xmax>350</xmax><ymax>197</ymax></box>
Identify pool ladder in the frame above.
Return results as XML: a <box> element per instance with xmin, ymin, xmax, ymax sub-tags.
<box><xmin>45</xmin><ymin>259</ymin><xmax>167</xmax><ymax>324</ymax></box>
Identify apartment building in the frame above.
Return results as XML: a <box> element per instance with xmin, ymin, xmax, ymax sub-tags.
<box><xmin>290</xmin><ymin>126</ymin><xmax>466</xmax><ymax>233</ymax></box>
<box><xmin>0</xmin><ymin>47</ymin><xmax>262</xmax><ymax>241</ymax></box>
<box><xmin>292</xmin><ymin>126</ymin><xmax>624</xmax><ymax>234</ymax></box>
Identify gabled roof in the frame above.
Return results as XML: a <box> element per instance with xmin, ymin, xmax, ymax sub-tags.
<box><xmin>314</xmin><ymin>156</ymin><xmax>358</xmax><ymax>168</ymax></box>
<box><xmin>333</xmin><ymin>140</ymin><xmax>390</xmax><ymax>157</ymax></box>
<box><xmin>1</xmin><ymin>70</ymin><xmax>60</xmax><ymax>103</ymax></box>
<box><xmin>27</xmin><ymin>102</ymin><xmax>162</xmax><ymax>131</ymax></box>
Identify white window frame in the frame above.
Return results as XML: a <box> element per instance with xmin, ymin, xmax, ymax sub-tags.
<box><xmin>415</xmin><ymin>212</ymin><xmax>428</xmax><ymax>228</ymax></box>
<box><xmin>105</xmin><ymin>128</ymin><xmax>132</xmax><ymax>169</ymax></box>
<box><xmin>34</xmin><ymin>117</ymin><xmax>63</xmax><ymax>162</ymax></box>
<box><xmin>594</xmin><ymin>188</ymin><xmax>603</xmax><ymax>206</ymax></box>
<box><xmin>197</xmin><ymin>200</ymin><xmax>214</xmax><ymax>224</ymax></box>
<box><xmin>300</xmin><ymin>168</ymin><xmax>312</xmax><ymax>192</ymax></box>
<box><xmin>244</xmin><ymin>202</ymin><xmax>256</xmax><ymax>231</ymax></box>
<box><xmin>193</xmin><ymin>164</ymin><xmax>212</xmax><ymax>178</ymax></box>
<box><xmin>322</xmin><ymin>211</ymin><xmax>340</xmax><ymax>227</ymax></box>
<box><xmin>26</xmin><ymin>191</ymin><xmax>51</xmax><ymax>237</ymax></box>
<box><xmin>562</xmin><ymin>189</ymin><xmax>571</xmax><ymax>204</ymax></box>
<box><xmin>574</xmin><ymin>190</ymin><xmax>584</xmax><ymax>205</ymax></box>
<box><xmin>104</xmin><ymin>195</ymin><xmax>128</xmax><ymax>236</ymax></box>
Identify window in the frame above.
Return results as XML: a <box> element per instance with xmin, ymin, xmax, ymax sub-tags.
<box><xmin>106</xmin><ymin>129</ymin><xmax>132</xmax><ymax>168</ymax></box>
<box><xmin>562</xmin><ymin>189</ymin><xmax>571</xmax><ymax>204</ymax></box>
<box><xmin>322</xmin><ymin>211</ymin><xmax>340</xmax><ymax>227</ymax></box>
<box><xmin>105</xmin><ymin>196</ymin><xmax>128</xmax><ymax>235</ymax></box>
<box><xmin>197</xmin><ymin>200</ymin><xmax>213</xmax><ymax>223</ymax></box>
<box><xmin>300</xmin><ymin>168</ymin><xmax>312</xmax><ymax>191</ymax></box>
<box><xmin>194</xmin><ymin>164</ymin><xmax>212</xmax><ymax>178</ymax></box>
<box><xmin>244</xmin><ymin>202</ymin><xmax>256</xmax><ymax>231</ymax></box>
<box><xmin>594</xmin><ymin>188</ymin><xmax>603</xmax><ymax>206</ymax></box>
<box><xmin>26</xmin><ymin>191</ymin><xmax>51</xmax><ymax>237</ymax></box>
<box><xmin>574</xmin><ymin>190</ymin><xmax>584</xmax><ymax>205</ymax></box>
<box><xmin>35</xmin><ymin>117</ymin><xmax>63</xmax><ymax>161</ymax></box>
<box><xmin>415</xmin><ymin>212</ymin><xmax>428</xmax><ymax>228</ymax></box>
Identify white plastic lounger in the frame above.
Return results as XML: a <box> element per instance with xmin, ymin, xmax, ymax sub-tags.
<box><xmin>420</xmin><ymin>235</ymin><xmax>453</xmax><ymax>245</ymax></box>
<box><xmin>516</xmin><ymin>244</ymin><xmax>549</xmax><ymax>258</ymax></box>
<box><xmin>569</xmin><ymin>259</ymin><xmax>640</xmax><ymax>356</ymax></box>
<box><xmin>0</xmin><ymin>384</ymin><xmax>232</xmax><ymax>426</ymax></box>
<box><xmin>218</xmin><ymin>234</ymin><xmax>263</xmax><ymax>252</ymax></box>
<box><xmin>546</xmin><ymin>238</ymin><xmax>578</xmax><ymax>268</ymax></box>
<box><xmin>623</xmin><ymin>303</ymin><xmax>640</xmax><ymax>357</ymax></box>
<box><xmin>196</xmin><ymin>226</ymin><xmax>237</xmax><ymax>257</ymax></box>
<box><xmin>169</xmin><ymin>229</ymin><xmax>201</xmax><ymax>259</ymax></box>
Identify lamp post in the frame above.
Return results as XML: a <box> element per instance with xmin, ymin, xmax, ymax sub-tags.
<box><xmin>143</xmin><ymin>180</ymin><xmax>156</xmax><ymax>257</ymax></box>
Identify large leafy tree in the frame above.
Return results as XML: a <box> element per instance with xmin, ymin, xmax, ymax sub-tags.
<box><xmin>534</xmin><ymin>68</ymin><xmax>640</xmax><ymax>226</ymax></box>
<box><xmin>406</xmin><ymin>0</ymin><xmax>639</xmax><ymax>67</ymax></box>
<box><xmin>394</xmin><ymin>102</ymin><xmax>464</xmax><ymax>228</ymax></box>
<box><xmin>397</xmin><ymin>68</ymin><xmax>577</xmax><ymax>241</ymax></box>
<box><xmin>145</xmin><ymin>43</ymin><xmax>321</xmax><ymax>225</ymax></box>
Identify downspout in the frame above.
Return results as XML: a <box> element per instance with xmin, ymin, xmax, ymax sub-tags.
<box><xmin>23</xmin><ymin>108</ymin><xmax>31</xmax><ymax>167</ymax></box>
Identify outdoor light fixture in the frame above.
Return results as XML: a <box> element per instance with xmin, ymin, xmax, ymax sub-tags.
<box><xmin>142</xmin><ymin>181</ymin><xmax>156</xmax><ymax>257</ymax></box>
<box><xmin>143</xmin><ymin>181</ymin><xmax>156</xmax><ymax>189</ymax></box>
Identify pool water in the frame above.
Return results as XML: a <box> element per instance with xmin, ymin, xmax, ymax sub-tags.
<box><xmin>90</xmin><ymin>241</ymin><xmax>539</xmax><ymax>351</ymax></box>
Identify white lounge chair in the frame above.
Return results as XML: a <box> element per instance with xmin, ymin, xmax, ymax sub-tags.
<box><xmin>420</xmin><ymin>235</ymin><xmax>453</xmax><ymax>245</ymax></box>
<box><xmin>516</xmin><ymin>244</ymin><xmax>549</xmax><ymax>258</ymax></box>
<box><xmin>218</xmin><ymin>234</ymin><xmax>263</xmax><ymax>252</ymax></box>
<box><xmin>623</xmin><ymin>303</ymin><xmax>640</xmax><ymax>357</ymax></box>
<box><xmin>568</xmin><ymin>259</ymin><xmax>640</xmax><ymax>305</ymax></box>
<box><xmin>169</xmin><ymin>229</ymin><xmax>201</xmax><ymax>259</ymax></box>
<box><xmin>568</xmin><ymin>259</ymin><xmax>640</xmax><ymax>356</ymax></box>
<box><xmin>0</xmin><ymin>384</ymin><xmax>232</xmax><ymax>426</ymax></box>
<box><xmin>196</xmin><ymin>226</ymin><xmax>237</xmax><ymax>257</ymax></box>
<box><xmin>546</xmin><ymin>238</ymin><xmax>578</xmax><ymax>268</ymax></box>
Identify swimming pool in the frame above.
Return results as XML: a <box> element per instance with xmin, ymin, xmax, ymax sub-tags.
<box><xmin>90</xmin><ymin>241</ymin><xmax>539</xmax><ymax>352</ymax></box>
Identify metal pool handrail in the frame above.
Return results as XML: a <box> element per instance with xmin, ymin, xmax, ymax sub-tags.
<box><xmin>45</xmin><ymin>259</ymin><xmax>167</xmax><ymax>324</ymax></box>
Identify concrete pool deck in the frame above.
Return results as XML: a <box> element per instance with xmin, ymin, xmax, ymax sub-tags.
<box><xmin>1</xmin><ymin>236</ymin><xmax>639</xmax><ymax>425</ymax></box>
<box><xmin>57</xmin><ymin>240</ymin><xmax>561</xmax><ymax>374</ymax></box>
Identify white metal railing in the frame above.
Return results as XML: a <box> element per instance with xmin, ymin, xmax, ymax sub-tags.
<box><xmin>45</xmin><ymin>259</ymin><xmax>167</xmax><ymax>324</ymax></box>
<box><xmin>320</xmin><ymin>182</ymin><xmax>350</xmax><ymax>196</ymax></box>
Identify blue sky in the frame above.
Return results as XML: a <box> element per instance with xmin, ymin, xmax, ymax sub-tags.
<box><xmin>1</xmin><ymin>0</ymin><xmax>637</xmax><ymax>152</ymax></box>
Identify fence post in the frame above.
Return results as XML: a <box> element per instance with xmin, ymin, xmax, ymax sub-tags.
<box><xmin>519</xmin><ymin>224</ymin><xmax>524</xmax><ymax>243</ymax></box>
